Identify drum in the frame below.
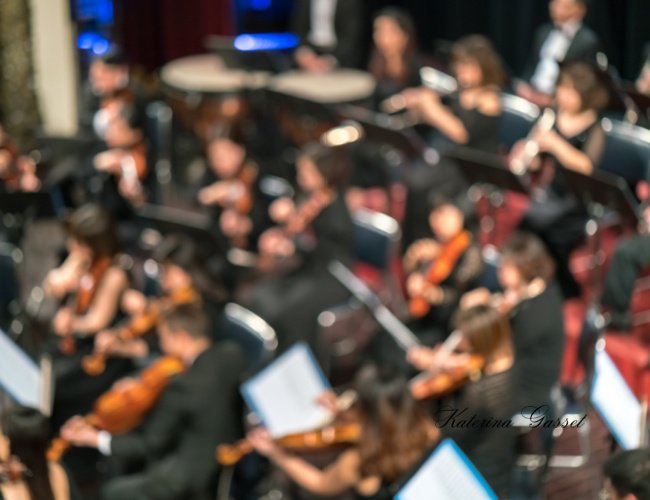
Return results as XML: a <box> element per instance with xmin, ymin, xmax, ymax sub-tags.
<box><xmin>267</xmin><ymin>69</ymin><xmax>376</xmax><ymax>146</ymax></box>
<box><xmin>160</xmin><ymin>54</ymin><xmax>269</xmax><ymax>139</ymax></box>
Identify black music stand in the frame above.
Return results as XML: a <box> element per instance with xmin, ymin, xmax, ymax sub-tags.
<box><xmin>445</xmin><ymin>147</ymin><xmax>529</xmax><ymax>246</ymax></box>
<box><xmin>338</xmin><ymin>105</ymin><xmax>437</xmax><ymax>165</ymax></box>
<box><xmin>562</xmin><ymin>167</ymin><xmax>641</xmax><ymax>296</ymax></box>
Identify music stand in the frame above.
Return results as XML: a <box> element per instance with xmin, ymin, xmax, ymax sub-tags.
<box><xmin>445</xmin><ymin>147</ymin><xmax>529</xmax><ymax>246</ymax></box>
<box><xmin>338</xmin><ymin>105</ymin><xmax>438</xmax><ymax>165</ymax></box>
<box><xmin>134</xmin><ymin>204</ymin><xmax>226</xmax><ymax>257</ymax></box>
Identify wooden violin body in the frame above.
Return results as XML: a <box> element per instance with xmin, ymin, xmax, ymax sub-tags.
<box><xmin>47</xmin><ymin>356</ymin><xmax>185</xmax><ymax>462</ymax></box>
<box><xmin>410</xmin><ymin>354</ymin><xmax>485</xmax><ymax>400</ymax></box>
<box><xmin>216</xmin><ymin>421</ymin><xmax>361</xmax><ymax>467</ymax></box>
<box><xmin>408</xmin><ymin>231</ymin><xmax>471</xmax><ymax>318</ymax></box>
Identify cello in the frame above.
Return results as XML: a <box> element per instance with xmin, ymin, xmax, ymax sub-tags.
<box><xmin>47</xmin><ymin>356</ymin><xmax>185</xmax><ymax>462</ymax></box>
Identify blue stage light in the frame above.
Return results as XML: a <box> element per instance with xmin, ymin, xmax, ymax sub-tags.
<box><xmin>233</xmin><ymin>33</ymin><xmax>299</xmax><ymax>51</ymax></box>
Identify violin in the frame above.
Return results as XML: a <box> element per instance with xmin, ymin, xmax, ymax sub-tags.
<box><xmin>216</xmin><ymin>421</ymin><xmax>361</xmax><ymax>467</ymax></box>
<box><xmin>408</xmin><ymin>231</ymin><xmax>472</xmax><ymax>318</ymax></box>
<box><xmin>82</xmin><ymin>286</ymin><xmax>201</xmax><ymax>375</ymax></box>
<box><xmin>410</xmin><ymin>353</ymin><xmax>485</xmax><ymax>400</ymax></box>
<box><xmin>47</xmin><ymin>355</ymin><xmax>185</xmax><ymax>462</ymax></box>
<box><xmin>0</xmin><ymin>457</ymin><xmax>29</xmax><ymax>484</ymax></box>
<box><xmin>58</xmin><ymin>256</ymin><xmax>113</xmax><ymax>356</ymax></box>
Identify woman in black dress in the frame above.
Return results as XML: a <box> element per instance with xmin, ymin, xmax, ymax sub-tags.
<box><xmin>245</xmin><ymin>143</ymin><xmax>354</xmax><ymax>365</ymax></box>
<box><xmin>408</xmin><ymin>303</ymin><xmax>516</xmax><ymax>497</ymax></box>
<box><xmin>399</xmin><ymin>34</ymin><xmax>506</xmax><ymax>247</ymax></box>
<box><xmin>513</xmin><ymin>61</ymin><xmax>608</xmax><ymax>297</ymax></box>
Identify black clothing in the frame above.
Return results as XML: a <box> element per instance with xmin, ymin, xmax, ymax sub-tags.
<box><xmin>102</xmin><ymin>342</ymin><xmax>246</xmax><ymax>500</ymax></box>
<box><xmin>291</xmin><ymin>0</ymin><xmax>364</xmax><ymax>68</ymax></box>
<box><xmin>247</xmin><ymin>193</ymin><xmax>354</xmax><ymax>367</ymax></box>
<box><xmin>447</xmin><ymin>97</ymin><xmax>501</xmax><ymax>154</ymax></box>
<box><xmin>601</xmin><ymin>233</ymin><xmax>650</xmax><ymax>313</ymax></box>
<box><xmin>519</xmin><ymin>119</ymin><xmax>605</xmax><ymax>298</ymax></box>
<box><xmin>521</xmin><ymin>23</ymin><xmax>600</xmax><ymax>85</ymax></box>
<box><xmin>370</xmin><ymin>55</ymin><xmax>424</xmax><ymax>110</ymax></box>
<box><xmin>509</xmin><ymin>281</ymin><xmax>565</xmax><ymax>410</ymax></box>
<box><xmin>408</xmin><ymin>240</ymin><xmax>484</xmax><ymax>346</ymax></box>
<box><xmin>441</xmin><ymin>369</ymin><xmax>516</xmax><ymax>497</ymax></box>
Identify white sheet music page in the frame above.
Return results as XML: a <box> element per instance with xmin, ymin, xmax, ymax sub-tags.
<box><xmin>241</xmin><ymin>342</ymin><xmax>332</xmax><ymax>438</ymax></box>
<box><xmin>0</xmin><ymin>328</ymin><xmax>44</xmax><ymax>409</ymax></box>
<box><xmin>396</xmin><ymin>439</ymin><xmax>497</xmax><ymax>500</ymax></box>
<box><xmin>591</xmin><ymin>348</ymin><xmax>644</xmax><ymax>449</ymax></box>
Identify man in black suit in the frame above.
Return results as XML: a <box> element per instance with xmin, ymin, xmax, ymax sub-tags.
<box><xmin>517</xmin><ymin>0</ymin><xmax>600</xmax><ymax>107</ymax></box>
<box><xmin>291</xmin><ymin>0</ymin><xmax>363</xmax><ymax>71</ymax></box>
<box><xmin>61</xmin><ymin>303</ymin><xmax>246</xmax><ymax>500</ymax></box>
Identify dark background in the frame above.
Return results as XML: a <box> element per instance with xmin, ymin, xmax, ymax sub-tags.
<box><xmin>109</xmin><ymin>0</ymin><xmax>649</xmax><ymax>80</ymax></box>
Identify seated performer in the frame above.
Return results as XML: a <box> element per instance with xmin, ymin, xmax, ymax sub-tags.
<box><xmin>0</xmin><ymin>117</ymin><xmax>40</xmax><ymax>193</ymax></box>
<box><xmin>60</xmin><ymin>304</ymin><xmax>246</xmax><ymax>500</ymax></box>
<box><xmin>1</xmin><ymin>406</ymin><xmax>74</xmax><ymax>500</ymax></box>
<box><xmin>246</xmin><ymin>142</ymin><xmax>353</xmax><ymax>365</ymax></box>
<box><xmin>407</xmin><ymin>304</ymin><xmax>516</xmax><ymax>497</ymax></box>
<box><xmin>602</xmin><ymin>448</ymin><xmax>650</xmax><ymax>500</ymax></box>
<box><xmin>403</xmin><ymin>194</ymin><xmax>483</xmax><ymax>346</ymax></box>
<box><xmin>248</xmin><ymin>363</ymin><xmax>438</xmax><ymax>499</ymax></box>
<box><xmin>513</xmin><ymin>61</ymin><xmax>608</xmax><ymax>298</ymax></box>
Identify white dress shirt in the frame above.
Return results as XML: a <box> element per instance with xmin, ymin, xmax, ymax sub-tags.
<box><xmin>530</xmin><ymin>21</ymin><xmax>581</xmax><ymax>94</ymax></box>
<box><xmin>308</xmin><ymin>0</ymin><xmax>338</xmax><ymax>48</ymax></box>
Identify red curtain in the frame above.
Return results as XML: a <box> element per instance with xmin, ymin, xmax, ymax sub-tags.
<box><xmin>114</xmin><ymin>0</ymin><xmax>235</xmax><ymax>71</ymax></box>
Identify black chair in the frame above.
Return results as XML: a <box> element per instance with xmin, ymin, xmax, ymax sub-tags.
<box><xmin>216</xmin><ymin>303</ymin><xmax>278</xmax><ymax>372</ymax></box>
<box><xmin>598</xmin><ymin>118</ymin><xmax>650</xmax><ymax>192</ymax></box>
<box><xmin>499</xmin><ymin>93</ymin><xmax>540</xmax><ymax>151</ymax></box>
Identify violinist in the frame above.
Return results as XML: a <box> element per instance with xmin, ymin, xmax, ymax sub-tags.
<box><xmin>246</xmin><ymin>142</ymin><xmax>353</xmax><ymax>364</ymax></box>
<box><xmin>461</xmin><ymin>232</ymin><xmax>565</xmax><ymax>411</ymax></box>
<box><xmin>247</xmin><ymin>363</ymin><xmax>438</xmax><ymax>499</ymax></box>
<box><xmin>43</xmin><ymin>204</ymin><xmax>130</xmax><ymax>428</ymax></box>
<box><xmin>514</xmin><ymin>61</ymin><xmax>608</xmax><ymax>298</ymax></box>
<box><xmin>398</xmin><ymin>34</ymin><xmax>505</xmax><ymax>247</ymax></box>
<box><xmin>403</xmin><ymin>194</ymin><xmax>483</xmax><ymax>346</ymax></box>
<box><xmin>92</xmin><ymin>102</ymin><xmax>148</xmax><ymax>212</ymax></box>
<box><xmin>79</xmin><ymin>45</ymin><xmax>146</xmax><ymax>142</ymax></box>
<box><xmin>197</xmin><ymin>123</ymin><xmax>270</xmax><ymax>252</ymax></box>
<box><xmin>0</xmin><ymin>406</ymin><xmax>73</xmax><ymax>500</ymax></box>
<box><xmin>0</xmin><ymin>119</ymin><xmax>40</xmax><ymax>193</ymax></box>
<box><xmin>61</xmin><ymin>304</ymin><xmax>246</xmax><ymax>500</ymax></box>
<box><xmin>90</xmin><ymin>233</ymin><xmax>217</xmax><ymax>373</ymax></box>
<box><xmin>407</xmin><ymin>304</ymin><xmax>516</xmax><ymax>497</ymax></box>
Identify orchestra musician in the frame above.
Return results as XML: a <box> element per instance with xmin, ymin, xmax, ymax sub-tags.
<box><xmin>197</xmin><ymin>123</ymin><xmax>270</xmax><ymax>253</ymax></box>
<box><xmin>246</xmin><ymin>142</ymin><xmax>353</xmax><ymax>365</ymax></box>
<box><xmin>247</xmin><ymin>363</ymin><xmax>438</xmax><ymax>499</ymax></box>
<box><xmin>43</xmin><ymin>204</ymin><xmax>131</xmax><ymax>428</ymax></box>
<box><xmin>291</xmin><ymin>0</ymin><xmax>364</xmax><ymax>72</ymax></box>
<box><xmin>602</xmin><ymin>448</ymin><xmax>650</xmax><ymax>500</ymax></box>
<box><xmin>406</xmin><ymin>303</ymin><xmax>516</xmax><ymax>497</ymax></box>
<box><xmin>60</xmin><ymin>304</ymin><xmax>246</xmax><ymax>500</ymax></box>
<box><xmin>398</xmin><ymin>34</ymin><xmax>505</xmax><ymax>248</ymax></box>
<box><xmin>0</xmin><ymin>406</ymin><xmax>73</xmax><ymax>500</ymax></box>
<box><xmin>403</xmin><ymin>194</ymin><xmax>483</xmax><ymax>346</ymax></box>
<box><xmin>516</xmin><ymin>0</ymin><xmax>601</xmax><ymax>108</ymax></box>
<box><xmin>90</xmin><ymin>233</ymin><xmax>220</xmax><ymax>372</ymax></box>
<box><xmin>513</xmin><ymin>61</ymin><xmax>608</xmax><ymax>298</ymax></box>
<box><xmin>79</xmin><ymin>45</ymin><xmax>146</xmax><ymax>142</ymax></box>
<box><xmin>461</xmin><ymin>232</ymin><xmax>565</xmax><ymax>411</ymax></box>
<box><xmin>0</xmin><ymin>118</ymin><xmax>40</xmax><ymax>193</ymax></box>
<box><xmin>92</xmin><ymin>102</ymin><xmax>148</xmax><ymax>212</ymax></box>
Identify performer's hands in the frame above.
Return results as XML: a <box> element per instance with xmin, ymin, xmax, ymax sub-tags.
<box><xmin>403</xmin><ymin>239</ymin><xmax>440</xmax><ymax>271</ymax></box>
<box><xmin>53</xmin><ymin>308</ymin><xmax>74</xmax><ymax>337</ymax></box>
<box><xmin>247</xmin><ymin>427</ymin><xmax>280</xmax><ymax>458</ymax></box>
<box><xmin>407</xmin><ymin>345</ymin><xmax>439</xmax><ymax>372</ymax></box>
<box><xmin>269</xmin><ymin>197</ymin><xmax>295</xmax><ymax>224</ymax></box>
<box><xmin>61</xmin><ymin>416</ymin><xmax>100</xmax><ymax>449</ymax></box>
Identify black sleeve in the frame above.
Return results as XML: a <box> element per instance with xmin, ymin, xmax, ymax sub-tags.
<box><xmin>520</xmin><ymin>25</ymin><xmax>550</xmax><ymax>82</ymax></box>
<box><xmin>110</xmin><ymin>378</ymin><xmax>186</xmax><ymax>462</ymax></box>
<box><xmin>290</xmin><ymin>0</ymin><xmax>310</xmax><ymax>41</ymax></box>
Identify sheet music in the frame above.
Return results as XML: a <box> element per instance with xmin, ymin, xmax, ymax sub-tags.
<box><xmin>241</xmin><ymin>342</ymin><xmax>332</xmax><ymax>438</ymax></box>
<box><xmin>0</xmin><ymin>329</ymin><xmax>45</xmax><ymax>411</ymax></box>
<box><xmin>591</xmin><ymin>348</ymin><xmax>644</xmax><ymax>449</ymax></box>
<box><xmin>396</xmin><ymin>439</ymin><xmax>497</xmax><ymax>500</ymax></box>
